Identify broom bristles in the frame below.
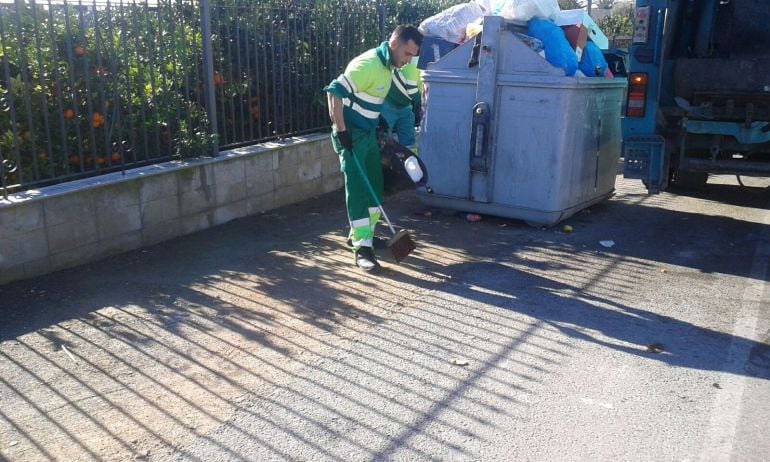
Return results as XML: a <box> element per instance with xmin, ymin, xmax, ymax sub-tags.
<box><xmin>388</xmin><ymin>229</ymin><xmax>416</xmax><ymax>263</ymax></box>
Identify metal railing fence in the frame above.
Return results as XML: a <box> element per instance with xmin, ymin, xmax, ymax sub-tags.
<box><xmin>0</xmin><ymin>0</ymin><xmax>461</xmax><ymax>196</ymax></box>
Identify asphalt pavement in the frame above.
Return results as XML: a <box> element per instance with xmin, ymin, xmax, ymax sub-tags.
<box><xmin>1</xmin><ymin>174</ymin><xmax>768</xmax><ymax>461</ymax></box>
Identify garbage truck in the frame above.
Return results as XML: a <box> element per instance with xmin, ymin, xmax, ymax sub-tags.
<box><xmin>622</xmin><ymin>0</ymin><xmax>770</xmax><ymax>192</ymax></box>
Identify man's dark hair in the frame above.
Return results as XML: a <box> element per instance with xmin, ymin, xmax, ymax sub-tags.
<box><xmin>392</xmin><ymin>24</ymin><xmax>423</xmax><ymax>48</ymax></box>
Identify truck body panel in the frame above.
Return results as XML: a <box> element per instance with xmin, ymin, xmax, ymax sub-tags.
<box><xmin>622</xmin><ymin>0</ymin><xmax>770</xmax><ymax>192</ymax></box>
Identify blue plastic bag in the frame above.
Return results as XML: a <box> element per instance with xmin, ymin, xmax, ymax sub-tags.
<box><xmin>579</xmin><ymin>41</ymin><xmax>609</xmax><ymax>77</ymax></box>
<box><xmin>527</xmin><ymin>18</ymin><xmax>578</xmax><ymax>76</ymax></box>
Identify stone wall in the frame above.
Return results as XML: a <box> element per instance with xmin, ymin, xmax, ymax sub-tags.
<box><xmin>0</xmin><ymin>134</ymin><xmax>342</xmax><ymax>285</ymax></box>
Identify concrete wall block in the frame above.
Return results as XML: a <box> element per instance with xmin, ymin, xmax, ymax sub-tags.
<box><xmin>98</xmin><ymin>230</ymin><xmax>142</xmax><ymax>257</ymax></box>
<box><xmin>181</xmin><ymin>212</ymin><xmax>215</xmax><ymax>235</ymax></box>
<box><xmin>277</xmin><ymin>146</ymin><xmax>299</xmax><ymax>169</ymax></box>
<box><xmin>118</xmin><ymin>230</ymin><xmax>144</xmax><ymax>253</ymax></box>
<box><xmin>97</xmin><ymin>203</ymin><xmax>142</xmax><ymax>239</ymax></box>
<box><xmin>0</xmin><ymin>228</ymin><xmax>48</xmax><ymax>269</ymax></box>
<box><xmin>23</xmin><ymin>256</ymin><xmax>52</xmax><ymax>281</ymax></box>
<box><xmin>214</xmin><ymin>159</ymin><xmax>246</xmax><ymax>187</ymax></box>
<box><xmin>274</xmin><ymin>179</ymin><xmax>322</xmax><ymax>209</ymax></box>
<box><xmin>139</xmin><ymin>173</ymin><xmax>178</xmax><ymax>204</ymax></box>
<box><xmin>50</xmin><ymin>243</ymin><xmax>102</xmax><ymax>271</ymax></box>
<box><xmin>0</xmin><ymin>201</ymin><xmax>45</xmax><ymax>235</ymax></box>
<box><xmin>321</xmin><ymin>154</ymin><xmax>342</xmax><ymax>176</ymax></box>
<box><xmin>0</xmin><ymin>267</ymin><xmax>24</xmax><ymax>286</ymax></box>
<box><xmin>178</xmin><ymin>164</ymin><xmax>215</xmax><ymax>194</ymax></box>
<box><xmin>275</xmin><ymin>166</ymin><xmax>300</xmax><ymax>189</ymax></box>
<box><xmin>179</xmin><ymin>187</ymin><xmax>215</xmax><ymax>217</ymax></box>
<box><xmin>322</xmin><ymin>173</ymin><xmax>344</xmax><ymax>193</ymax></box>
<box><xmin>216</xmin><ymin>180</ymin><xmax>247</xmax><ymax>206</ymax></box>
<box><xmin>247</xmin><ymin>192</ymin><xmax>275</xmax><ymax>214</ymax></box>
<box><xmin>44</xmin><ymin>190</ymin><xmax>96</xmax><ymax>227</ymax></box>
<box><xmin>298</xmin><ymin>159</ymin><xmax>323</xmax><ymax>182</ymax></box>
<box><xmin>142</xmin><ymin>220</ymin><xmax>182</xmax><ymax>247</ymax></box>
<box><xmin>297</xmin><ymin>142</ymin><xmax>312</xmax><ymax>160</ymax></box>
<box><xmin>94</xmin><ymin>181</ymin><xmax>140</xmax><ymax>210</ymax></box>
<box><xmin>141</xmin><ymin>195</ymin><xmax>180</xmax><ymax>227</ymax></box>
<box><xmin>214</xmin><ymin>200</ymin><xmax>247</xmax><ymax>226</ymax></box>
<box><xmin>245</xmin><ymin>154</ymin><xmax>275</xmax><ymax>196</ymax></box>
<box><xmin>47</xmin><ymin>215</ymin><xmax>98</xmax><ymax>254</ymax></box>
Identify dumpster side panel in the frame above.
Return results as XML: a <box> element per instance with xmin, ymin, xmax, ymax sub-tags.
<box><xmin>419</xmin><ymin>77</ymin><xmax>478</xmax><ymax>199</ymax></box>
<box><xmin>491</xmin><ymin>84</ymin><xmax>564</xmax><ymax>211</ymax></box>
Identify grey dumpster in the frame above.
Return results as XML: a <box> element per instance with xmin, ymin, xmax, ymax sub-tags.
<box><xmin>417</xmin><ymin>16</ymin><xmax>626</xmax><ymax>226</ymax></box>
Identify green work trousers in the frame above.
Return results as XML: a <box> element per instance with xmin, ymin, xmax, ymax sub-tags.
<box><xmin>331</xmin><ymin>127</ymin><xmax>383</xmax><ymax>249</ymax></box>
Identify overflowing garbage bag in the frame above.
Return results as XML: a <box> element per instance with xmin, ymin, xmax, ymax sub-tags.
<box><xmin>378</xmin><ymin>135</ymin><xmax>430</xmax><ymax>195</ymax></box>
<box><xmin>492</xmin><ymin>0</ymin><xmax>560</xmax><ymax>21</ymax></box>
<box><xmin>528</xmin><ymin>18</ymin><xmax>578</xmax><ymax>76</ymax></box>
<box><xmin>418</xmin><ymin>2</ymin><xmax>485</xmax><ymax>44</ymax></box>
<box><xmin>579</xmin><ymin>41</ymin><xmax>609</xmax><ymax>77</ymax></box>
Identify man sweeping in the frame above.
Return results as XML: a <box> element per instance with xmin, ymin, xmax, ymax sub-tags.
<box><xmin>381</xmin><ymin>59</ymin><xmax>423</xmax><ymax>153</ymax></box>
<box><xmin>324</xmin><ymin>25</ymin><xmax>423</xmax><ymax>272</ymax></box>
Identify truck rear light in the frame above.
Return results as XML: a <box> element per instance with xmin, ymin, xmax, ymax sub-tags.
<box><xmin>626</xmin><ymin>73</ymin><xmax>648</xmax><ymax>117</ymax></box>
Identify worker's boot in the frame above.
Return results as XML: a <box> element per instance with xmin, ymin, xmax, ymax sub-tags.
<box><xmin>354</xmin><ymin>247</ymin><xmax>380</xmax><ymax>272</ymax></box>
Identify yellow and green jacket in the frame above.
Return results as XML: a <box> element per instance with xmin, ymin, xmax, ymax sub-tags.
<box><xmin>324</xmin><ymin>41</ymin><xmax>394</xmax><ymax>131</ymax></box>
<box><xmin>386</xmin><ymin>62</ymin><xmax>422</xmax><ymax>111</ymax></box>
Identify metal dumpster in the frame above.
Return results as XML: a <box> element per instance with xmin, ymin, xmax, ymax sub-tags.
<box><xmin>417</xmin><ymin>16</ymin><xmax>626</xmax><ymax>226</ymax></box>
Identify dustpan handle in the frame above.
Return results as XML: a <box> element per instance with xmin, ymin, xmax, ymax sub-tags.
<box><xmin>347</xmin><ymin>147</ymin><xmax>398</xmax><ymax>235</ymax></box>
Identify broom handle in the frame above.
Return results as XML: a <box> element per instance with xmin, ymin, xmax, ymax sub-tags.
<box><xmin>347</xmin><ymin>147</ymin><xmax>398</xmax><ymax>236</ymax></box>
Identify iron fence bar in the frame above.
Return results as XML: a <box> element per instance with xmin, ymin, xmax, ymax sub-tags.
<box><xmin>143</xmin><ymin>0</ymin><xmax>161</xmax><ymax>158</ymax></box>
<box><xmin>45</xmin><ymin>0</ymin><xmax>70</xmax><ymax>179</ymax></box>
<box><xmin>62</xmin><ymin>3</ymin><xmax>85</xmax><ymax>173</ymax></box>
<box><xmin>103</xmin><ymin>0</ymin><xmax>123</xmax><ymax>171</ymax></box>
<box><xmin>177</xmin><ymin>0</ymin><xmax>192</xmax><ymax>147</ymax></box>
<box><xmin>291</xmin><ymin>7</ymin><xmax>300</xmax><ymax>134</ymax></box>
<box><xmin>155</xmin><ymin>0</ymin><xmax>169</xmax><ymax>157</ymax></box>
<box><xmin>0</xmin><ymin>9</ymin><xmax>24</xmax><ymax>187</ymax></box>
<box><xmin>242</xmin><ymin>4</ymin><xmax>254</xmax><ymax>141</ymax></box>
<box><xmin>130</xmin><ymin>1</ymin><xmax>150</xmax><ymax>161</ymax></box>
<box><xmin>199</xmin><ymin>0</ymin><xmax>218</xmax><ymax>156</ymax></box>
<box><xmin>258</xmin><ymin>6</ymin><xmax>268</xmax><ymax>140</ymax></box>
<box><xmin>29</xmin><ymin>0</ymin><xmax>55</xmax><ymax>180</ymax></box>
<box><xmin>212</xmin><ymin>2</ymin><xmax>227</xmax><ymax>146</ymax></box>
<box><xmin>91</xmin><ymin>0</ymin><xmax>109</xmax><ymax>169</ymax></box>
<box><xmin>222</xmin><ymin>5</ymin><xmax>236</xmax><ymax>144</ymax></box>
<box><xmin>118</xmin><ymin>0</ymin><xmax>135</xmax><ymax>168</ymax></box>
<box><xmin>233</xmin><ymin>5</ymin><xmax>245</xmax><ymax>143</ymax></box>
<box><xmin>268</xmin><ymin>9</ymin><xmax>277</xmax><ymax>136</ymax></box>
<box><xmin>0</xmin><ymin>143</ymin><xmax>7</xmax><ymax>200</ymax></box>
<box><xmin>12</xmin><ymin>2</ymin><xmax>41</xmax><ymax>183</ymax></box>
<box><xmin>77</xmin><ymin>0</ymin><xmax>99</xmax><ymax>172</ymax></box>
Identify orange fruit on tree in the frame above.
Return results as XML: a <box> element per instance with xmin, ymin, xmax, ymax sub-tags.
<box><xmin>92</xmin><ymin>112</ymin><xmax>104</xmax><ymax>128</ymax></box>
<box><xmin>96</xmin><ymin>157</ymin><xmax>106</xmax><ymax>166</ymax></box>
<box><xmin>111</xmin><ymin>152</ymin><xmax>121</xmax><ymax>162</ymax></box>
<box><xmin>68</xmin><ymin>154</ymin><xmax>80</xmax><ymax>165</ymax></box>
<box><xmin>38</xmin><ymin>152</ymin><xmax>47</xmax><ymax>161</ymax></box>
<box><xmin>74</xmin><ymin>46</ymin><xmax>85</xmax><ymax>57</ymax></box>
<box><xmin>213</xmin><ymin>72</ymin><xmax>223</xmax><ymax>86</ymax></box>
<box><xmin>64</xmin><ymin>109</ymin><xmax>74</xmax><ymax>120</ymax></box>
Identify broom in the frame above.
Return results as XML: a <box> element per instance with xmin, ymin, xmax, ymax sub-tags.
<box><xmin>348</xmin><ymin>149</ymin><xmax>416</xmax><ymax>263</ymax></box>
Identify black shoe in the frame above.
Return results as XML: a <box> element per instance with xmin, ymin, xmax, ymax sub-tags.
<box><xmin>347</xmin><ymin>236</ymin><xmax>388</xmax><ymax>249</ymax></box>
<box><xmin>354</xmin><ymin>247</ymin><xmax>380</xmax><ymax>272</ymax></box>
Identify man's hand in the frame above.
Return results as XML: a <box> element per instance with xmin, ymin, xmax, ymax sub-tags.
<box><xmin>336</xmin><ymin>130</ymin><xmax>354</xmax><ymax>151</ymax></box>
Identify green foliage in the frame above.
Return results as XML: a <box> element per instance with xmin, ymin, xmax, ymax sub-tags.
<box><xmin>558</xmin><ymin>0</ymin><xmax>586</xmax><ymax>9</ymax></box>
<box><xmin>0</xmin><ymin>0</ymin><xmax>453</xmax><ymax>191</ymax></box>
<box><xmin>597</xmin><ymin>10</ymin><xmax>633</xmax><ymax>38</ymax></box>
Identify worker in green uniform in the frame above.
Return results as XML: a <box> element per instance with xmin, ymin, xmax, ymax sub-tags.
<box><xmin>324</xmin><ymin>25</ymin><xmax>423</xmax><ymax>272</ymax></box>
<box><xmin>381</xmin><ymin>60</ymin><xmax>423</xmax><ymax>152</ymax></box>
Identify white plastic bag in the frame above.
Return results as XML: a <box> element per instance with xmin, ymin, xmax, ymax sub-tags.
<box><xmin>493</xmin><ymin>0</ymin><xmax>560</xmax><ymax>21</ymax></box>
<box><xmin>474</xmin><ymin>0</ymin><xmax>493</xmax><ymax>14</ymax></box>
<box><xmin>418</xmin><ymin>2</ymin><xmax>484</xmax><ymax>44</ymax></box>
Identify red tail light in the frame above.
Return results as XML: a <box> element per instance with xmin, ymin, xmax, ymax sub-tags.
<box><xmin>626</xmin><ymin>73</ymin><xmax>648</xmax><ymax>117</ymax></box>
